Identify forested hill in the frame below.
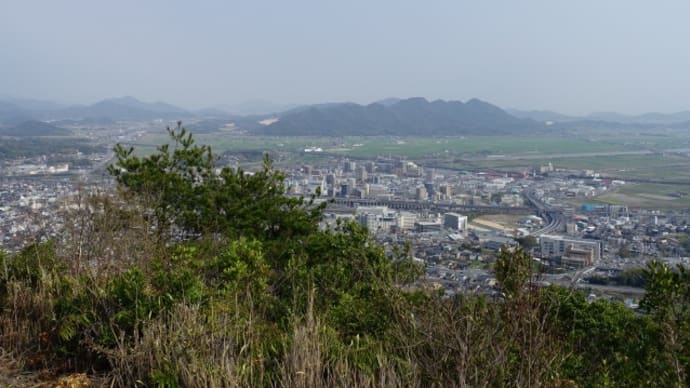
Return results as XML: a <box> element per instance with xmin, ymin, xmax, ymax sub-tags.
<box><xmin>0</xmin><ymin>120</ymin><xmax>70</xmax><ymax>136</ymax></box>
<box><xmin>59</xmin><ymin>96</ymin><xmax>191</xmax><ymax>121</ymax></box>
<box><xmin>256</xmin><ymin>97</ymin><xmax>542</xmax><ymax>136</ymax></box>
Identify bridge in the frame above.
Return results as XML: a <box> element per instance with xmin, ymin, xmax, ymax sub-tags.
<box><xmin>326</xmin><ymin>198</ymin><xmax>531</xmax><ymax>214</ymax></box>
<box><xmin>523</xmin><ymin>190</ymin><xmax>565</xmax><ymax>235</ymax></box>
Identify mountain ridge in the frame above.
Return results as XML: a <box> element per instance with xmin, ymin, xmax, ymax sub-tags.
<box><xmin>0</xmin><ymin>120</ymin><xmax>70</xmax><ymax>136</ymax></box>
<box><xmin>258</xmin><ymin>97</ymin><xmax>541</xmax><ymax>136</ymax></box>
<box><xmin>58</xmin><ymin>96</ymin><xmax>192</xmax><ymax>120</ymax></box>
<box><xmin>510</xmin><ymin>108</ymin><xmax>690</xmax><ymax>125</ymax></box>
<box><xmin>3</xmin><ymin>96</ymin><xmax>690</xmax><ymax>133</ymax></box>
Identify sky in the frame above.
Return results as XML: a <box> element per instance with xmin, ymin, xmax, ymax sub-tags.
<box><xmin>2</xmin><ymin>0</ymin><xmax>690</xmax><ymax>114</ymax></box>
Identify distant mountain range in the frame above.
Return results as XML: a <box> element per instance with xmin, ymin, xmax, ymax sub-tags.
<box><xmin>258</xmin><ymin>97</ymin><xmax>540</xmax><ymax>136</ymax></box>
<box><xmin>213</xmin><ymin>100</ymin><xmax>300</xmax><ymax>116</ymax></box>
<box><xmin>3</xmin><ymin>95</ymin><xmax>690</xmax><ymax>137</ymax></box>
<box><xmin>59</xmin><ymin>96</ymin><xmax>191</xmax><ymax>121</ymax></box>
<box><xmin>508</xmin><ymin>108</ymin><xmax>690</xmax><ymax>125</ymax></box>
<box><xmin>0</xmin><ymin>96</ymin><xmax>195</xmax><ymax>124</ymax></box>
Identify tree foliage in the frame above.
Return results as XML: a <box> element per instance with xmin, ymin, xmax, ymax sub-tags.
<box><xmin>641</xmin><ymin>261</ymin><xmax>690</xmax><ymax>385</ymax></box>
<box><xmin>106</xmin><ymin>124</ymin><xmax>419</xmax><ymax>340</ymax></box>
<box><xmin>107</xmin><ymin>122</ymin><xmax>323</xmax><ymax>245</ymax></box>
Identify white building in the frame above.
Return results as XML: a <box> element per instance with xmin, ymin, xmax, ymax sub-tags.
<box><xmin>540</xmin><ymin>235</ymin><xmax>602</xmax><ymax>266</ymax></box>
<box><xmin>397</xmin><ymin>211</ymin><xmax>418</xmax><ymax>230</ymax></box>
<box><xmin>355</xmin><ymin>206</ymin><xmax>397</xmax><ymax>234</ymax></box>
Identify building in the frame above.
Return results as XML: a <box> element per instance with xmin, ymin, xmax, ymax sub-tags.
<box><xmin>424</xmin><ymin>182</ymin><xmax>436</xmax><ymax>199</ymax></box>
<box><xmin>540</xmin><ymin>234</ymin><xmax>601</xmax><ymax>267</ymax></box>
<box><xmin>340</xmin><ymin>184</ymin><xmax>350</xmax><ymax>197</ymax></box>
<box><xmin>560</xmin><ymin>246</ymin><xmax>595</xmax><ymax>268</ymax></box>
<box><xmin>344</xmin><ymin>160</ymin><xmax>356</xmax><ymax>173</ymax></box>
<box><xmin>355</xmin><ymin>165</ymin><xmax>368</xmax><ymax>182</ymax></box>
<box><xmin>355</xmin><ymin>206</ymin><xmax>397</xmax><ymax>234</ymax></box>
<box><xmin>416</xmin><ymin>186</ymin><xmax>428</xmax><ymax>201</ymax></box>
<box><xmin>415</xmin><ymin>221</ymin><xmax>442</xmax><ymax>233</ymax></box>
<box><xmin>406</xmin><ymin>162</ymin><xmax>423</xmax><ymax>177</ymax></box>
<box><xmin>443</xmin><ymin>212</ymin><xmax>468</xmax><ymax>232</ymax></box>
<box><xmin>365</xmin><ymin>162</ymin><xmax>376</xmax><ymax>174</ymax></box>
<box><xmin>439</xmin><ymin>184</ymin><xmax>453</xmax><ymax>199</ymax></box>
<box><xmin>397</xmin><ymin>211</ymin><xmax>418</xmax><ymax>230</ymax></box>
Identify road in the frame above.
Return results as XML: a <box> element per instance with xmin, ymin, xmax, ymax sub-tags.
<box><xmin>523</xmin><ymin>190</ymin><xmax>564</xmax><ymax>235</ymax></box>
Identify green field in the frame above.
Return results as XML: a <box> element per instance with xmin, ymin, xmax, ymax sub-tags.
<box><xmin>583</xmin><ymin>131</ymin><xmax>690</xmax><ymax>150</ymax></box>
<box><xmin>588</xmin><ymin>183</ymin><xmax>690</xmax><ymax>209</ymax></box>
<box><xmin>137</xmin><ymin>133</ymin><xmax>643</xmax><ymax>158</ymax></box>
<box><xmin>137</xmin><ymin>132</ymin><xmax>341</xmax><ymax>153</ymax></box>
<box><xmin>466</xmin><ymin>154</ymin><xmax>690</xmax><ymax>173</ymax></box>
<box><xmin>327</xmin><ymin>135</ymin><xmax>638</xmax><ymax>158</ymax></box>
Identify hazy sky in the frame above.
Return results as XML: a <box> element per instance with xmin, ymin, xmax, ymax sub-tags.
<box><xmin>2</xmin><ymin>0</ymin><xmax>690</xmax><ymax>114</ymax></box>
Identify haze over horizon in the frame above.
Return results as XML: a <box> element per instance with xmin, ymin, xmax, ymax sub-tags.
<box><xmin>3</xmin><ymin>0</ymin><xmax>690</xmax><ymax>115</ymax></box>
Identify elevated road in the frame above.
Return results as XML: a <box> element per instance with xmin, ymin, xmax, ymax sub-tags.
<box><xmin>524</xmin><ymin>190</ymin><xmax>565</xmax><ymax>235</ymax></box>
<box><xmin>327</xmin><ymin>198</ymin><xmax>530</xmax><ymax>214</ymax></box>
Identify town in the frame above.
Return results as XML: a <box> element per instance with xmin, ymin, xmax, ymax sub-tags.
<box><xmin>4</xmin><ymin>125</ymin><xmax>690</xmax><ymax>309</ymax></box>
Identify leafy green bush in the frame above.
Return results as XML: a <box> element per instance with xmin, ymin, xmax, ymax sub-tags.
<box><xmin>0</xmin><ymin>240</ymin><xmax>62</xmax><ymax>292</ymax></box>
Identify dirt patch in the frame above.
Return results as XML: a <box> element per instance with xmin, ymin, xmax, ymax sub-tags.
<box><xmin>471</xmin><ymin>214</ymin><xmax>521</xmax><ymax>231</ymax></box>
<box><xmin>0</xmin><ymin>351</ymin><xmax>101</xmax><ymax>387</ymax></box>
<box><xmin>468</xmin><ymin>223</ymin><xmax>491</xmax><ymax>232</ymax></box>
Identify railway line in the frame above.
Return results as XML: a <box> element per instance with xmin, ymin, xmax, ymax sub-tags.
<box><xmin>326</xmin><ymin>197</ymin><xmax>530</xmax><ymax>214</ymax></box>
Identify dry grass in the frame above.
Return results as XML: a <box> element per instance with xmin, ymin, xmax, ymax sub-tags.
<box><xmin>0</xmin><ymin>348</ymin><xmax>38</xmax><ymax>387</ymax></box>
<box><xmin>0</xmin><ymin>277</ymin><xmax>58</xmax><ymax>367</ymax></box>
<box><xmin>101</xmin><ymin>299</ymin><xmax>276</xmax><ymax>387</ymax></box>
<box><xmin>279</xmin><ymin>292</ymin><xmax>416</xmax><ymax>388</ymax></box>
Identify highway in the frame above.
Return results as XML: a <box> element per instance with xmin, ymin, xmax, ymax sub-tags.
<box><xmin>524</xmin><ymin>190</ymin><xmax>564</xmax><ymax>235</ymax></box>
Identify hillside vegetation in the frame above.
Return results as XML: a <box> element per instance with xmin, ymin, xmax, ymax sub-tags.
<box><xmin>0</xmin><ymin>124</ymin><xmax>688</xmax><ymax>387</ymax></box>
<box><xmin>0</xmin><ymin>120</ymin><xmax>70</xmax><ymax>137</ymax></box>
<box><xmin>258</xmin><ymin>98</ymin><xmax>541</xmax><ymax>136</ymax></box>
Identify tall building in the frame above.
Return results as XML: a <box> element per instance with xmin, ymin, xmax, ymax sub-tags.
<box><xmin>344</xmin><ymin>160</ymin><xmax>356</xmax><ymax>173</ymax></box>
<box><xmin>416</xmin><ymin>186</ymin><xmax>428</xmax><ymax>201</ymax></box>
<box><xmin>355</xmin><ymin>165</ymin><xmax>368</xmax><ymax>182</ymax></box>
<box><xmin>439</xmin><ymin>184</ymin><xmax>453</xmax><ymax>199</ymax></box>
<box><xmin>424</xmin><ymin>182</ymin><xmax>436</xmax><ymax>199</ymax></box>
<box><xmin>365</xmin><ymin>161</ymin><xmax>376</xmax><ymax>174</ymax></box>
<box><xmin>443</xmin><ymin>212</ymin><xmax>468</xmax><ymax>231</ymax></box>
<box><xmin>396</xmin><ymin>160</ymin><xmax>407</xmax><ymax>175</ymax></box>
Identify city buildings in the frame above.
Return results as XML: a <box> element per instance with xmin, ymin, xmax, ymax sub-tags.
<box><xmin>540</xmin><ymin>234</ymin><xmax>602</xmax><ymax>267</ymax></box>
